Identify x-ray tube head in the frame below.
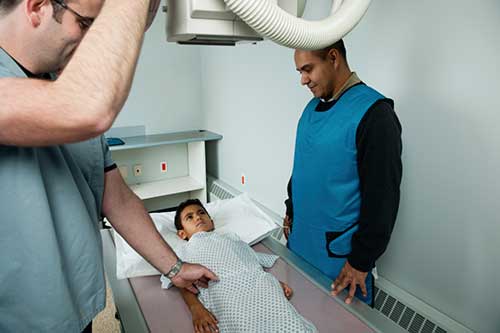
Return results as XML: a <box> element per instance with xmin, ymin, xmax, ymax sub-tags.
<box><xmin>166</xmin><ymin>0</ymin><xmax>371</xmax><ymax>49</ymax></box>
<box><xmin>165</xmin><ymin>0</ymin><xmax>305</xmax><ymax>46</ymax></box>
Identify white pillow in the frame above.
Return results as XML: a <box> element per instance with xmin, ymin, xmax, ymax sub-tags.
<box><xmin>115</xmin><ymin>193</ymin><xmax>279</xmax><ymax>279</ymax></box>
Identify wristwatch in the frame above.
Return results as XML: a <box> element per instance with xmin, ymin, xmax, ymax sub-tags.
<box><xmin>165</xmin><ymin>259</ymin><xmax>184</xmax><ymax>279</ymax></box>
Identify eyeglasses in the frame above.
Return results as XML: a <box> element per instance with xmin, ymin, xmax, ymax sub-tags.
<box><xmin>51</xmin><ymin>0</ymin><xmax>94</xmax><ymax>31</ymax></box>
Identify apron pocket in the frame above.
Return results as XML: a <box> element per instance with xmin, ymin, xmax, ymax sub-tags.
<box><xmin>325</xmin><ymin>223</ymin><xmax>359</xmax><ymax>258</ymax></box>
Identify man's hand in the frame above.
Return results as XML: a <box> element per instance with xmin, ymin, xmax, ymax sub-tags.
<box><xmin>171</xmin><ymin>263</ymin><xmax>219</xmax><ymax>294</ymax></box>
<box><xmin>283</xmin><ymin>215</ymin><xmax>292</xmax><ymax>240</ymax></box>
<box><xmin>330</xmin><ymin>261</ymin><xmax>368</xmax><ymax>304</ymax></box>
<box><xmin>145</xmin><ymin>0</ymin><xmax>161</xmax><ymax>30</ymax></box>
<box><xmin>191</xmin><ymin>303</ymin><xmax>219</xmax><ymax>333</ymax></box>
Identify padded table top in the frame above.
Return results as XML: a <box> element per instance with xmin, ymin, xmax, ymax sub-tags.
<box><xmin>128</xmin><ymin>242</ymin><xmax>374</xmax><ymax>333</ymax></box>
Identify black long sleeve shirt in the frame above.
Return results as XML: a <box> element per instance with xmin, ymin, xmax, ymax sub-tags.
<box><xmin>285</xmin><ymin>91</ymin><xmax>402</xmax><ymax>272</ymax></box>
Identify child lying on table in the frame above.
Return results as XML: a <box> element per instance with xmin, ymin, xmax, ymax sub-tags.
<box><xmin>161</xmin><ymin>199</ymin><xmax>317</xmax><ymax>333</ymax></box>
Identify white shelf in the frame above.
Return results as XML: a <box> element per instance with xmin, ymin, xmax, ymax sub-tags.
<box><xmin>129</xmin><ymin>176</ymin><xmax>204</xmax><ymax>200</ymax></box>
<box><xmin>109</xmin><ymin>130</ymin><xmax>222</xmax><ymax>151</ymax></box>
<box><xmin>109</xmin><ymin>131</ymin><xmax>221</xmax><ymax>210</ymax></box>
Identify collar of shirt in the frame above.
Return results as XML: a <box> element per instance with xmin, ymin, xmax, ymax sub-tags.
<box><xmin>0</xmin><ymin>47</ymin><xmax>52</xmax><ymax>80</ymax></box>
<box><xmin>320</xmin><ymin>72</ymin><xmax>362</xmax><ymax>102</ymax></box>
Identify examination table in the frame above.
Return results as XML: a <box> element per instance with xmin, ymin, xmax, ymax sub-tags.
<box><xmin>102</xmin><ymin>229</ymin><xmax>404</xmax><ymax>333</ymax></box>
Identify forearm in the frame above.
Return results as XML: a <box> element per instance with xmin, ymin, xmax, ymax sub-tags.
<box><xmin>103</xmin><ymin>172</ymin><xmax>178</xmax><ymax>274</ymax></box>
<box><xmin>349</xmin><ymin>187</ymin><xmax>400</xmax><ymax>271</ymax></box>
<box><xmin>350</xmin><ymin>100</ymin><xmax>402</xmax><ymax>271</ymax></box>
<box><xmin>180</xmin><ymin>287</ymin><xmax>204</xmax><ymax>312</ymax></box>
<box><xmin>0</xmin><ymin>0</ymin><xmax>150</xmax><ymax>146</ymax></box>
<box><xmin>61</xmin><ymin>0</ymin><xmax>149</xmax><ymax>121</ymax></box>
<box><xmin>108</xmin><ymin>193</ymin><xmax>177</xmax><ymax>274</ymax></box>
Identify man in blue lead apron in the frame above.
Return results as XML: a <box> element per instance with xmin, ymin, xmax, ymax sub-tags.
<box><xmin>283</xmin><ymin>40</ymin><xmax>402</xmax><ymax>305</ymax></box>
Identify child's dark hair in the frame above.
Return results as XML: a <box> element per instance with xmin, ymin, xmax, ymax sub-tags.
<box><xmin>174</xmin><ymin>199</ymin><xmax>210</xmax><ymax>230</ymax></box>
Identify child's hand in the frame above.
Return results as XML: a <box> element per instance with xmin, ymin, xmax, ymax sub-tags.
<box><xmin>280</xmin><ymin>281</ymin><xmax>293</xmax><ymax>300</ymax></box>
<box><xmin>191</xmin><ymin>304</ymin><xmax>219</xmax><ymax>333</ymax></box>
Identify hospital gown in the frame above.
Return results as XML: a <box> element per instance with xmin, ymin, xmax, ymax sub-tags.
<box><xmin>161</xmin><ymin>232</ymin><xmax>317</xmax><ymax>333</ymax></box>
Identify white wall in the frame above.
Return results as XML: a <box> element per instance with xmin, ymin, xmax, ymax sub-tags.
<box><xmin>112</xmin><ymin>13</ymin><xmax>204</xmax><ymax>134</ymax></box>
<box><xmin>200</xmin><ymin>1</ymin><xmax>500</xmax><ymax>332</ymax></box>
<box><xmin>201</xmin><ymin>41</ymin><xmax>304</xmax><ymax>211</ymax></box>
<box><xmin>350</xmin><ymin>2</ymin><xmax>500</xmax><ymax>332</ymax></box>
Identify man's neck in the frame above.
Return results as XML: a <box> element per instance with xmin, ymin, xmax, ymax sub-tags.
<box><xmin>0</xmin><ymin>18</ymin><xmax>39</xmax><ymax>74</ymax></box>
<box><xmin>320</xmin><ymin>71</ymin><xmax>352</xmax><ymax>102</ymax></box>
<box><xmin>331</xmin><ymin>69</ymin><xmax>353</xmax><ymax>99</ymax></box>
<box><xmin>320</xmin><ymin>67</ymin><xmax>351</xmax><ymax>102</ymax></box>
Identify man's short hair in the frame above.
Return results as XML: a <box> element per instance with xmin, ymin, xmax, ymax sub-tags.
<box><xmin>0</xmin><ymin>0</ymin><xmax>22</xmax><ymax>14</ymax></box>
<box><xmin>0</xmin><ymin>0</ymin><xmax>64</xmax><ymax>19</ymax></box>
<box><xmin>312</xmin><ymin>39</ymin><xmax>347</xmax><ymax>60</ymax></box>
<box><xmin>50</xmin><ymin>0</ymin><xmax>65</xmax><ymax>22</ymax></box>
<box><xmin>174</xmin><ymin>199</ymin><xmax>210</xmax><ymax>230</ymax></box>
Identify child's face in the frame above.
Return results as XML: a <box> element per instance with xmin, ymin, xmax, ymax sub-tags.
<box><xmin>177</xmin><ymin>204</ymin><xmax>215</xmax><ymax>240</ymax></box>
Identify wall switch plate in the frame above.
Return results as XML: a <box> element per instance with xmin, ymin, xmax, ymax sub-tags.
<box><xmin>133</xmin><ymin>164</ymin><xmax>142</xmax><ymax>177</ymax></box>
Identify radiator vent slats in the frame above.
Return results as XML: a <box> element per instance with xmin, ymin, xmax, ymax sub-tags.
<box><xmin>373</xmin><ymin>288</ymin><xmax>448</xmax><ymax>333</ymax></box>
<box><xmin>422</xmin><ymin>319</ymin><xmax>437</xmax><ymax>333</ymax></box>
<box><xmin>408</xmin><ymin>313</ymin><xmax>425</xmax><ymax>333</ymax></box>
<box><xmin>399</xmin><ymin>307</ymin><xmax>415</xmax><ymax>329</ymax></box>
<box><xmin>374</xmin><ymin>289</ymin><xmax>387</xmax><ymax>310</ymax></box>
<box><xmin>389</xmin><ymin>301</ymin><xmax>405</xmax><ymax>323</ymax></box>
<box><xmin>210</xmin><ymin>183</ymin><xmax>234</xmax><ymax>200</ymax></box>
<box><xmin>381</xmin><ymin>295</ymin><xmax>396</xmax><ymax>316</ymax></box>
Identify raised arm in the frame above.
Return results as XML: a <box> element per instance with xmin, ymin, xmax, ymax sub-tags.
<box><xmin>0</xmin><ymin>0</ymin><xmax>152</xmax><ymax>146</ymax></box>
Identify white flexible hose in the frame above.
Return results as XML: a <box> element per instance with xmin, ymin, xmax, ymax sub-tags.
<box><xmin>223</xmin><ymin>0</ymin><xmax>372</xmax><ymax>50</ymax></box>
<box><xmin>331</xmin><ymin>0</ymin><xmax>344</xmax><ymax>15</ymax></box>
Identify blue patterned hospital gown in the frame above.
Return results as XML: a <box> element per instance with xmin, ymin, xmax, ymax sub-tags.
<box><xmin>162</xmin><ymin>232</ymin><xmax>317</xmax><ymax>333</ymax></box>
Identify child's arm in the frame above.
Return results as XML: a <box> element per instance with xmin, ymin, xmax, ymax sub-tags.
<box><xmin>280</xmin><ymin>281</ymin><xmax>294</xmax><ymax>300</ymax></box>
<box><xmin>179</xmin><ymin>288</ymin><xmax>219</xmax><ymax>333</ymax></box>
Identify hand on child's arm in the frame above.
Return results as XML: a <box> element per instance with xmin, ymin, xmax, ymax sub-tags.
<box><xmin>280</xmin><ymin>281</ymin><xmax>293</xmax><ymax>300</ymax></box>
<box><xmin>191</xmin><ymin>304</ymin><xmax>219</xmax><ymax>333</ymax></box>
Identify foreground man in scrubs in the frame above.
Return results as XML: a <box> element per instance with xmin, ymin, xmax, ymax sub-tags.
<box><xmin>284</xmin><ymin>39</ymin><xmax>402</xmax><ymax>306</ymax></box>
<box><xmin>0</xmin><ymin>0</ymin><xmax>216</xmax><ymax>331</ymax></box>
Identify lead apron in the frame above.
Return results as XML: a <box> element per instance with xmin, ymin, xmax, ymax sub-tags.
<box><xmin>288</xmin><ymin>84</ymin><xmax>385</xmax><ymax>304</ymax></box>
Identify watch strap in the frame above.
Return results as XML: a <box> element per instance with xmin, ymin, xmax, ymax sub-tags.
<box><xmin>166</xmin><ymin>259</ymin><xmax>183</xmax><ymax>279</ymax></box>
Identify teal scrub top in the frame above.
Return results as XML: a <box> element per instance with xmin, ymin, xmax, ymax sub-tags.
<box><xmin>0</xmin><ymin>48</ymin><xmax>113</xmax><ymax>332</ymax></box>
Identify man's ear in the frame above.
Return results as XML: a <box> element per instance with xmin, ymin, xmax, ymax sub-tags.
<box><xmin>26</xmin><ymin>0</ymin><xmax>51</xmax><ymax>27</ymax></box>
<box><xmin>327</xmin><ymin>48</ymin><xmax>340</xmax><ymax>69</ymax></box>
<box><xmin>177</xmin><ymin>230</ymin><xmax>188</xmax><ymax>240</ymax></box>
